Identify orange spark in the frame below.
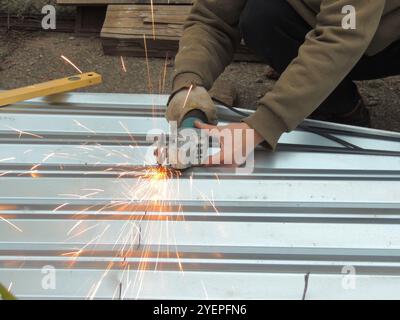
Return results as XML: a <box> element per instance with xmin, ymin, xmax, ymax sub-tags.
<box><xmin>88</xmin><ymin>262</ymin><xmax>114</xmax><ymax>300</ymax></box>
<box><xmin>201</xmin><ymin>281</ymin><xmax>209</xmax><ymax>299</ymax></box>
<box><xmin>30</xmin><ymin>171</ymin><xmax>40</xmax><ymax>178</ymax></box>
<box><xmin>67</xmin><ymin>223</ymin><xmax>101</xmax><ymax>240</ymax></box>
<box><xmin>150</xmin><ymin>0</ymin><xmax>156</xmax><ymax>40</ymax></box>
<box><xmin>30</xmin><ymin>164</ymin><xmax>41</xmax><ymax>171</ymax></box>
<box><xmin>120</xmin><ymin>56</ymin><xmax>127</xmax><ymax>73</ymax></box>
<box><xmin>67</xmin><ymin>220</ymin><xmax>83</xmax><ymax>236</ymax></box>
<box><xmin>143</xmin><ymin>34</ymin><xmax>153</xmax><ymax>94</ymax></box>
<box><xmin>0</xmin><ymin>216</ymin><xmax>23</xmax><ymax>232</ymax></box>
<box><xmin>73</xmin><ymin>120</ymin><xmax>96</xmax><ymax>134</ymax></box>
<box><xmin>53</xmin><ymin>203</ymin><xmax>69</xmax><ymax>212</ymax></box>
<box><xmin>182</xmin><ymin>84</ymin><xmax>193</xmax><ymax>109</ymax></box>
<box><xmin>61</xmin><ymin>251</ymin><xmax>82</xmax><ymax>257</ymax></box>
<box><xmin>5</xmin><ymin>126</ymin><xmax>43</xmax><ymax>139</ymax></box>
<box><xmin>61</xmin><ymin>55</ymin><xmax>83</xmax><ymax>74</ymax></box>
<box><xmin>161</xmin><ymin>53</ymin><xmax>169</xmax><ymax>94</ymax></box>
<box><xmin>42</xmin><ymin>153</ymin><xmax>55</xmax><ymax>163</ymax></box>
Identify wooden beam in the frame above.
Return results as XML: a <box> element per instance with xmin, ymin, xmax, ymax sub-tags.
<box><xmin>100</xmin><ymin>3</ymin><xmax>259</xmax><ymax>61</ymax></box>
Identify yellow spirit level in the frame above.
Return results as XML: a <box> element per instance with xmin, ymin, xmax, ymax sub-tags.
<box><xmin>0</xmin><ymin>72</ymin><xmax>102</xmax><ymax>107</ymax></box>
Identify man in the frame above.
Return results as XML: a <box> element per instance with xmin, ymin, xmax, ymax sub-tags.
<box><xmin>166</xmin><ymin>0</ymin><xmax>400</xmax><ymax>165</ymax></box>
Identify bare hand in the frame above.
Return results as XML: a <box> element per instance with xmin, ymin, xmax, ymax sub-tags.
<box><xmin>194</xmin><ymin>121</ymin><xmax>264</xmax><ymax>167</ymax></box>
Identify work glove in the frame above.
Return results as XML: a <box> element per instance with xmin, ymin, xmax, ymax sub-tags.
<box><xmin>166</xmin><ymin>86</ymin><xmax>218</xmax><ymax>126</ymax></box>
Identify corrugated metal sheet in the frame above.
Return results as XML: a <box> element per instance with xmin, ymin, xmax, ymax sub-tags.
<box><xmin>0</xmin><ymin>92</ymin><xmax>399</xmax><ymax>299</ymax></box>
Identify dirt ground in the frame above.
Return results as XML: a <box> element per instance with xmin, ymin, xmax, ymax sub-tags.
<box><xmin>0</xmin><ymin>0</ymin><xmax>73</xmax><ymax>15</ymax></box>
<box><xmin>0</xmin><ymin>30</ymin><xmax>399</xmax><ymax>132</ymax></box>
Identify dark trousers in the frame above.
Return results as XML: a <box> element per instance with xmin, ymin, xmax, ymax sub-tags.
<box><xmin>239</xmin><ymin>0</ymin><xmax>400</xmax><ymax>115</ymax></box>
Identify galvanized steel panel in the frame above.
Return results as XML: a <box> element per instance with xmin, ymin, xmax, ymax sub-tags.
<box><xmin>0</xmin><ymin>93</ymin><xmax>399</xmax><ymax>299</ymax></box>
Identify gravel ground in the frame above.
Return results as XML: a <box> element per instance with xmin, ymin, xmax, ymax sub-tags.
<box><xmin>1</xmin><ymin>0</ymin><xmax>74</xmax><ymax>15</ymax></box>
<box><xmin>0</xmin><ymin>30</ymin><xmax>399</xmax><ymax>132</ymax></box>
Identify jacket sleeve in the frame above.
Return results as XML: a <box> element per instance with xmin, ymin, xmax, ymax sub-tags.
<box><xmin>172</xmin><ymin>0</ymin><xmax>247</xmax><ymax>94</ymax></box>
<box><xmin>243</xmin><ymin>0</ymin><xmax>386</xmax><ymax>149</ymax></box>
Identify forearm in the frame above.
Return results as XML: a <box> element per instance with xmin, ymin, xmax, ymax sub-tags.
<box><xmin>172</xmin><ymin>0</ymin><xmax>246</xmax><ymax>93</ymax></box>
<box><xmin>245</xmin><ymin>0</ymin><xmax>386</xmax><ymax>149</ymax></box>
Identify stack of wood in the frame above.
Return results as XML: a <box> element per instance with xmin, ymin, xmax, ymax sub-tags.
<box><xmin>101</xmin><ymin>4</ymin><xmax>191</xmax><ymax>58</ymax></box>
<box><xmin>56</xmin><ymin>0</ymin><xmax>258</xmax><ymax>61</ymax></box>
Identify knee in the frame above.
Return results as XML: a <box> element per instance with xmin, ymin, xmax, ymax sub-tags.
<box><xmin>239</xmin><ymin>0</ymin><xmax>285</xmax><ymax>47</ymax></box>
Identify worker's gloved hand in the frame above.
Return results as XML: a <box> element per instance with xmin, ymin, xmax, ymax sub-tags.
<box><xmin>166</xmin><ymin>86</ymin><xmax>218</xmax><ymax>126</ymax></box>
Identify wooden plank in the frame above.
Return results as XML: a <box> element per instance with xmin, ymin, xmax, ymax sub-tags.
<box><xmin>100</xmin><ymin>3</ymin><xmax>260</xmax><ymax>62</ymax></box>
<box><xmin>103</xmin><ymin>23</ymin><xmax>183</xmax><ymax>31</ymax></box>
<box><xmin>102</xmin><ymin>37</ymin><xmax>260</xmax><ymax>61</ymax></box>
<box><xmin>103</xmin><ymin>6</ymin><xmax>191</xmax><ymax>27</ymax></box>
<box><xmin>102</xmin><ymin>38</ymin><xmax>179</xmax><ymax>58</ymax></box>
<box><xmin>102</xmin><ymin>4</ymin><xmax>189</xmax><ymax>39</ymax></box>
<box><xmin>106</xmin><ymin>4</ymin><xmax>192</xmax><ymax>11</ymax></box>
<box><xmin>102</xmin><ymin>33</ymin><xmax>180</xmax><ymax>40</ymax></box>
<box><xmin>103</xmin><ymin>16</ymin><xmax>187</xmax><ymax>26</ymax></box>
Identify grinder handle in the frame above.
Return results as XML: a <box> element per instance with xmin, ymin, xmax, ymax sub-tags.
<box><xmin>180</xmin><ymin>109</ymin><xmax>208</xmax><ymax>129</ymax></box>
